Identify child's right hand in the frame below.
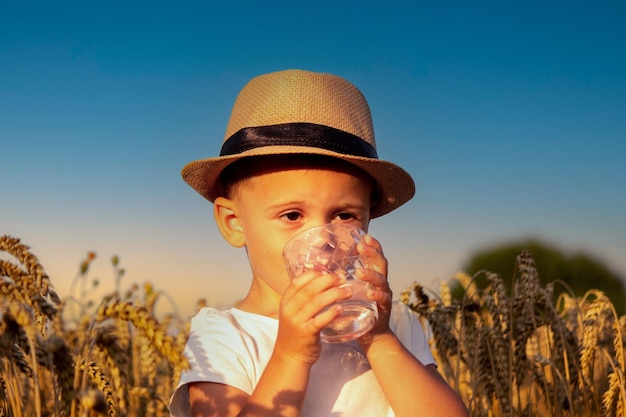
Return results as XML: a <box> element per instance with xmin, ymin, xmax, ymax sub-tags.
<box><xmin>273</xmin><ymin>270</ymin><xmax>352</xmax><ymax>365</ymax></box>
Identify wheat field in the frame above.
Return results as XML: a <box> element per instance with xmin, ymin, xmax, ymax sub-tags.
<box><xmin>1</xmin><ymin>235</ymin><xmax>625</xmax><ymax>417</ymax></box>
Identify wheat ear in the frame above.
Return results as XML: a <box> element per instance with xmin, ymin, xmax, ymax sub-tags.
<box><xmin>96</xmin><ymin>298</ymin><xmax>188</xmax><ymax>369</ymax></box>
<box><xmin>77</xmin><ymin>359</ymin><xmax>116</xmax><ymax>417</ymax></box>
<box><xmin>0</xmin><ymin>235</ymin><xmax>60</xmax><ymax>304</ymax></box>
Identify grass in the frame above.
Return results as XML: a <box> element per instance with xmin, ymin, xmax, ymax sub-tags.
<box><xmin>2</xmin><ymin>235</ymin><xmax>625</xmax><ymax>416</ymax></box>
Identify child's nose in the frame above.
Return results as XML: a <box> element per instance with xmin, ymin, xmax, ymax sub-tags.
<box><xmin>308</xmin><ymin>220</ymin><xmax>329</xmax><ymax>229</ymax></box>
<box><xmin>306</xmin><ymin>215</ymin><xmax>332</xmax><ymax>229</ymax></box>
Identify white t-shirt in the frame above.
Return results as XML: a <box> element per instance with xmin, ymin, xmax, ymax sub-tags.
<box><xmin>169</xmin><ymin>301</ymin><xmax>435</xmax><ymax>417</ymax></box>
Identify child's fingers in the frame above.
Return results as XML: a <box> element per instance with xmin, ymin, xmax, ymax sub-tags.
<box><xmin>355</xmin><ymin>267</ymin><xmax>391</xmax><ymax>303</ymax></box>
<box><xmin>357</xmin><ymin>235</ymin><xmax>388</xmax><ymax>276</ymax></box>
<box><xmin>355</xmin><ymin>267</ymin><xmax>384</xmax><ymax>290</ymax></box>
<box><xmin>283</xmin><ymin>270</ymin><xmax>338</xmax><ymax>306</ymax></box>
<box><xmin>282</xmin><ymin>270</ymin><xmax>351</xmax><ymax>329</ymax></box>
<box><xmin>355</xmin><ymin>235</ymin><xmax>393</xmax><ymax>323</ymax></box>
<box><xmin>366</xmin><ymin>278</ymin><xmax>392</xmax><ymax>307</ymax></box>
<box><xmin>361</xmin><ymin>234</ymin><xmax>383</xmax><ymax>255</ymax></box>
<box><xmin>289</xmin><ymin>270</ymin><xmax>345</xmax><ymax>300</ymax></box>
<box><xmin>363</xmin><ymin>233</ymin><xmax>383</xmax><ymax>251</ymax></box>
<box><xmin>296</xmin><ymin>283</ymin><xmax>353</xmax><ymax>327</ymax></box>
<box><xmin>308</xmin><ymin>303</ymin><xmax>344</xmax><ymax>330</ymax></box>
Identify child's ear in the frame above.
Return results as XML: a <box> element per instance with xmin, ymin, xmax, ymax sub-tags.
<box><xmin>213</xmin><ymin>197</ymin><xmax>245</xmax><ymax>248</ymax></box>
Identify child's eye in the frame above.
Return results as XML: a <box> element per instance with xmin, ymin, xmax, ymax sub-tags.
<box><xmin>336</xmin><ymin>212</ymin><xmax>356</xmax><ymax>221</ymax></box>
<box><xmin>281</xmin><ymin>211</ymin><xmax>302</xmax><ymax>222</ymax></box>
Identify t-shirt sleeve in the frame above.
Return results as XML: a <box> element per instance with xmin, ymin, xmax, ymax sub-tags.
<box><xmin>169</xmin><ymin>309</ymin><xmax>255</xmax><ymax>417</ymax></box>
<box><xmin>389</xmin><ymin>301</ymin><xmax>436</xmax><ymax>367</ymax></box>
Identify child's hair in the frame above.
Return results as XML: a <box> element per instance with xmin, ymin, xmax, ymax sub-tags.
<box><xmin>219</xmin><ymin>154</ymin><xmax>380</xmax><ymax>206</ymax></box>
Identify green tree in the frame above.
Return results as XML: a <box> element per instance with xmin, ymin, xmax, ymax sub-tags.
<box><xmin>462</xmin><ymin>239</ymin><xmax>626</xmax><ymax>314</ymax></box>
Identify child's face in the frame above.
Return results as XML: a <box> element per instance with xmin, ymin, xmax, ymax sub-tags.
<box><xmin>232</xmin><ymin>165</ymin><xmax>373</xmax><ymax>298</ymax></box>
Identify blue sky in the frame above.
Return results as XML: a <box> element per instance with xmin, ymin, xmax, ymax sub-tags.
<box><xmin>2</xmin><ymin>1</ymin><xmax>625</xmax><ymax>316</ymax></box>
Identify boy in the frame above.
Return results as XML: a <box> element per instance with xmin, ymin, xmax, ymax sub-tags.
<box><xmin>170</xmin><ymin>69</ymin><xmax>468</xmax><ymax>417</ymax></box>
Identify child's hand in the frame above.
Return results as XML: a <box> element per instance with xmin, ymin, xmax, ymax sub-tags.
<box><xmin>355</xmin><ymin>234</ymin><xmax>394</xmax><ymax>347</ymax></box>
<box><xmin>274</xmin><ymin>270</ymin><xmax>351</xmax><ymax>365</ymax></box>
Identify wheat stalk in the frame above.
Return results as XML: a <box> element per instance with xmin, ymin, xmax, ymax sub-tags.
<box><xmin>0</xmin><ymin>359</ymin><xmax>25</xmax><ymax>417</ymax></box>
<box><xmin>95</xmin><ymin>298</ymin><xmax>188</xmax><ymax>370</ymax></box>
<box><xmin>40</xmin><ymin>334</ymin><xmax>76</xmax><ymax>415</ymax></box>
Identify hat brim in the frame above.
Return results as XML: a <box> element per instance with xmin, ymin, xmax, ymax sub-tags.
<box><xmin>181</xmin><ymin>145</ymin><xmax>415</xmax><ymax>218</ymax></box>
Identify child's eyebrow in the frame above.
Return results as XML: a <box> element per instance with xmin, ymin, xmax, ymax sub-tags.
<box><xmin>335</xmin><ymin>203</ymin><xmax>371</xmax><ymax>214</ymax></box>
<box><xmin>265</xmin><ymin>199</ymin><xmax>369</xmax><ymax>212</ymax></box>
<box><xmin>266</xmin><ymin>199</ymin><xmax>309</xmax><ymax>211</ymax></box>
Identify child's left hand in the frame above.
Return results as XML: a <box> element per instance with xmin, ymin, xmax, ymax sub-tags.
<box><xmin>354</xmin><ymin>234</ymin><xmax>394</xmax><ymax>347</ymax></box>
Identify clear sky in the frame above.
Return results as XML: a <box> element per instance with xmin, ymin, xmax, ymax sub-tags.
<box><xmin>2</xmin><ymin>1</ymin><xmax>625</xmax><ymax>317</ymax></box>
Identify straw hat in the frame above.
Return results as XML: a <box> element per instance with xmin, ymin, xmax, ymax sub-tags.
<box><xmin>182</xmin><ymin>69</ymin><xmax>415</xmax><ymax>218</ymax></box>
